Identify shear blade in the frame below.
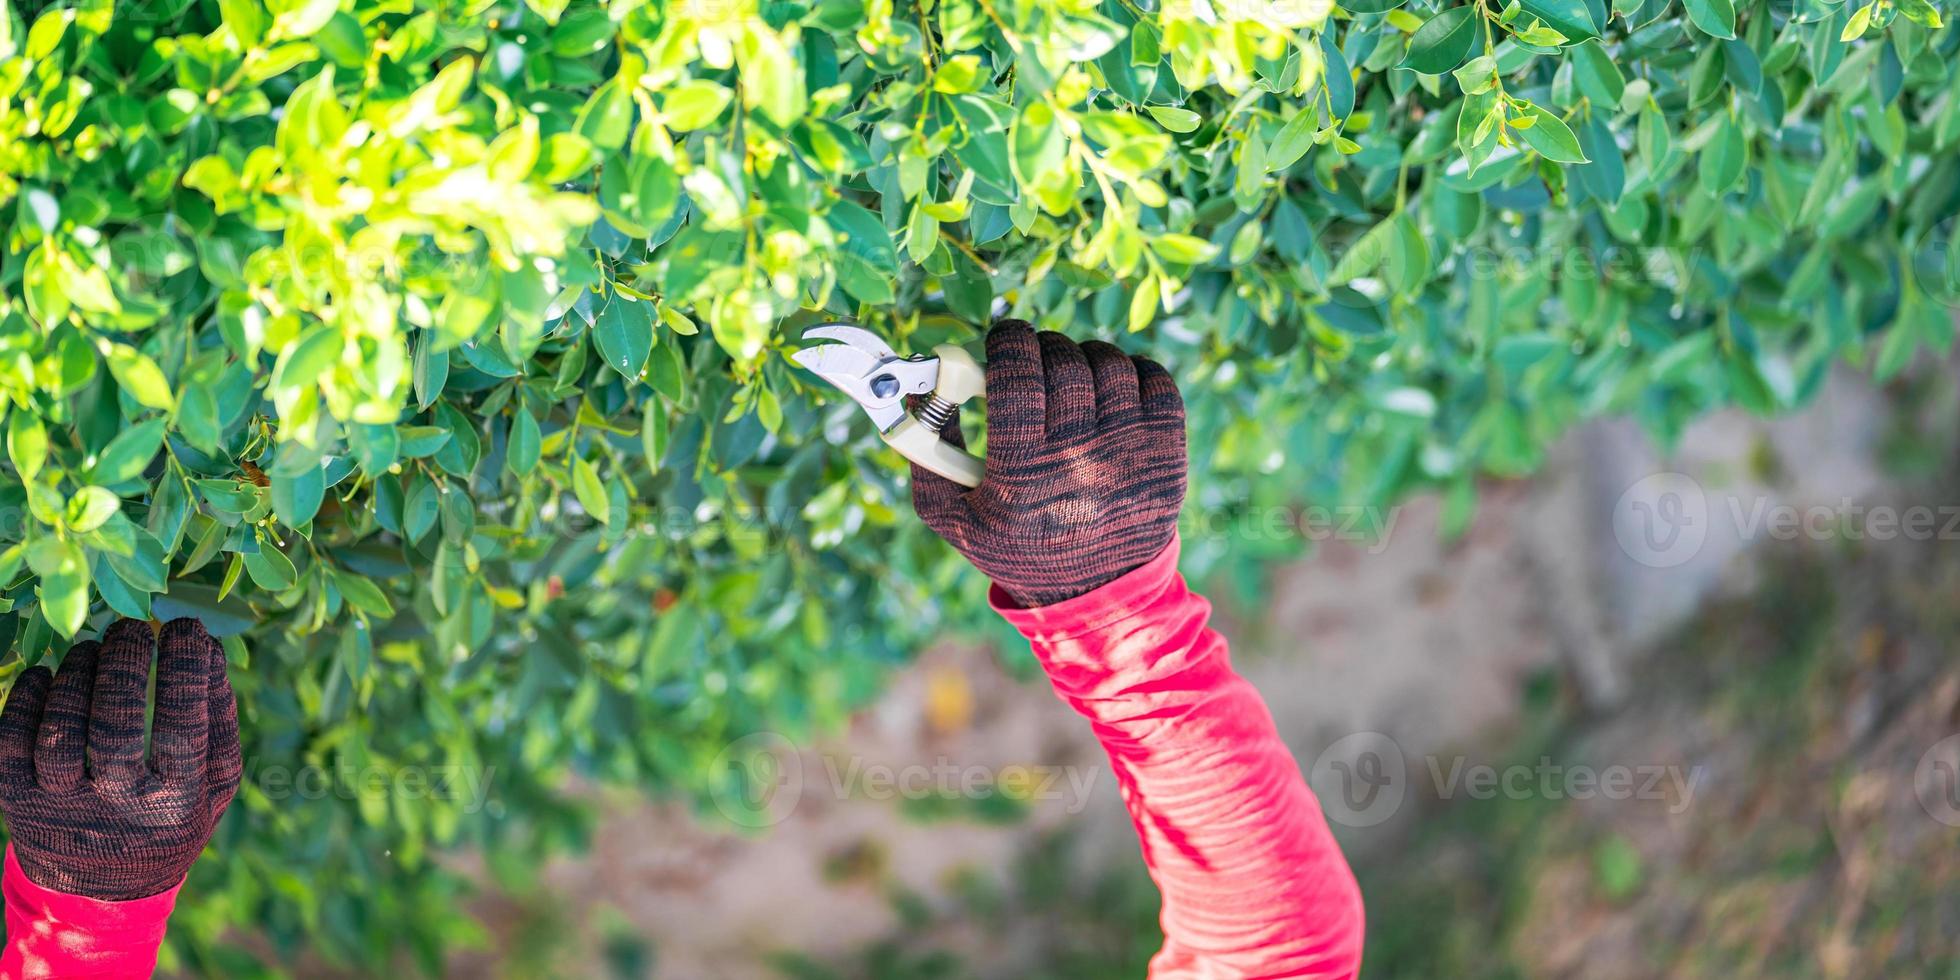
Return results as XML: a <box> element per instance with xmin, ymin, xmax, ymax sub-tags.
<box><xmin>801</xmin><ymin>324</ymin><xmax>898</xmax><ymax>361</ymax></box>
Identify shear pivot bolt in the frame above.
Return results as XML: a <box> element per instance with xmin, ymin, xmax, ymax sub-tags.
<box><xmin>870</xmin><ymin>374</ymin><xmax>900</xmax><ymax>398</ymax></box>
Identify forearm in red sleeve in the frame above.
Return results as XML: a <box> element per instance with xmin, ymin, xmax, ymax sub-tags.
<box><xmin>992</xmin><ymin>534</ymin><xmax>1365</xmax><ymax>979</ymax></box>
<box><xmin>2</xmin><ymin>844</ymin><xmax>178</xmax><ymax>979</ymax></box>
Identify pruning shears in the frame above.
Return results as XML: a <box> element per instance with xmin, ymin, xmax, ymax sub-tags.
<box><xmin>790</xmin><ymin>324</ymin><xmax>986</xmax><ymax>488</ymax></box>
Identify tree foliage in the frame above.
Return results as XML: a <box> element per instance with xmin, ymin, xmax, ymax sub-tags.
<box><xmin>0</xmin><ymin>0</ymin><xmax>1956</xmax><ymax>969</ymax></box>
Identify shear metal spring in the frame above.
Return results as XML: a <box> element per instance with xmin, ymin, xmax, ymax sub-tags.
<box><xmin>916</xmin><ymin>395</ymin><xmax>958</xmax><ymax>433</ymax></box>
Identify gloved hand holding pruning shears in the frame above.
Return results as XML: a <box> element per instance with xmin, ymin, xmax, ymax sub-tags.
<box><xmin>795</xmin><ymin>320</ymin><xmax>1188</xmax><ymax>607</ymax></box>
<box><xmin>798</xmin><ymin>319</ymin><xmax>1366</xmax><ymax>978</ymax></box>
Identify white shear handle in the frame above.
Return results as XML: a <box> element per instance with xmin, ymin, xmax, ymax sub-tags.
<box><xmin>882</xmin><ymin>343</ymin><xmax>985</xmax><ymax>488</ymax></box>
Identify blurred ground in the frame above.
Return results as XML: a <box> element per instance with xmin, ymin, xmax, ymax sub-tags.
<box><xmin>453</xmin><ymin>363</ymin><xmax>1960</xmax><ymax>979</ymax></box>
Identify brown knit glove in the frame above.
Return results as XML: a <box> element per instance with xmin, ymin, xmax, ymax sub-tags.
<box><xmin>0</xmin><ymin>618</ymin><xmax>243</xmax><ymax>901</ymax></box>
<box><xmin>911</xmin><ymin>322</ymin><xmax>1188</xmax><ymax>607</ymax></box>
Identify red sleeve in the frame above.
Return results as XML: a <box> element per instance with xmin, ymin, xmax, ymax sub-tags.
<box><xmin>992</xmin><ymin>534</ymin><xmax>1365</xmax><ymax>979</ymax></box>
<box><xmin>1</xmin><ymin>844</ymin><xmax>178</xmax><ymax>979</ymax></box>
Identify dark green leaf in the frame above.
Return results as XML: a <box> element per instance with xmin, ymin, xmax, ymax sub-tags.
<box><xmin>1402</xmin><ymin>8</ymin><xmax>1479</xmax><ymax>75</ymax></box>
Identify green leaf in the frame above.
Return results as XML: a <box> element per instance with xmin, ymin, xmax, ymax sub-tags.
<box><xmin>663</xmin><ymin>80</ymin><xmax>733</xmax><ymax>131</ymax></box>
<box><xmin>1515</xmin><ymin>104</ymin><xmax>1589</xmax><ymax>163</ymax></box>
<box><xmin>737</xmin><ymin>24</ymin><xmax>803</xmax><ymax>126</ymax></box>
<box><xmin>26</xmin><ymin>538</ymin><xmax>88</xmax><ymax>637</ymax></box>
<box><xmin>526</xmin><ymin>0</ymin><xmax>570</xmax><ymax>23</ymax></box>
<box><xmin>1265</xmin><ymin>109</ymin><xmax>1319</xmax><ymax>172</ymax></box>
<box><xmin>647</xmin><ymin>340</ymin><xmax>686</xmax><ymax>403</ymax></box>
<box><xmin>314</xmin><ymin>12</ymin><xmax>366</xmax><ymax>66</ymax></box>
<box><xmin>22</xmin><ymin>245</ymin><xmax>70</xmax><ymax>326</ymax></box>
<box><xmin>90</xmin><ymin>419</ymin><xmax>166</xmax><ymax>485</ymax></box>
<box><xmin>176</xmin><ymin>384</ymin><xmax>223</xmax><ymax>453</ymax></box>
<box><xmin>218</xmin><ymin>0</ymin><xmax>266</xmax><ymax>47</ymax></box>
<box><xmin>1697</xmin><ymin>114</ymin><xmax>1748</xmax><ymax>195</ymax></box>
<box><xmin>575</xmin><ymin>82</ymin><xmax>633</xmax><ymax>151</ymax></box>
<box><xmin>8</xmin><ymin>410</ymin><xmax>46</xmax><ymax>480</ymax></box>
<box><xmin>1400</xmin><ymin>7</ymin><xmax>1478</xmax><ymax>75</ymax></box>
<box><xmin>106</xmin><ymin>345</ymin><xmax>174</xmax><ymax>409</ymax></box>
<box><xmin>571</xmin><ymin>454</ymin><xmax>610</xmax><ymax>524</ymax></box>
<box><xmin>1685</xmin><ymin>0</ymin><xmax>1738</xmax><ymax>39</ymax></box>
<box><xmin>218</xmin><ymin>553</ymin><xmax>245</xmax><ymax>601</ymax></box>
<box><xmin>1129</xmin><ymin>274</ymin><xmax>1159</xmax><ymax>332</ymax></box>
<box><xmin>1148</xmin><ymin>233</ymin><xmax>1219</xmax><ymax>264</ymax></box>
<box><xmin>632</xmin><ymin>155</ymin><xmax>681</xmax><ymax>231</ymax></box>
<box><xmin>1145</xmin><ymin>105</ymin><xmax>1202</xmax><ymax>133</ymax></box>
<box><xmin>1637</xmin><ymin>99</ymin><xmax>1671</xmax><ymax>170</ymax></box>
<box><xmin>906</xmin><ymin>202</ymin><xmax>939</xmax><ymax>265</ymax></box>
<box><xmin>510</xmin><ymin>408</ymin><xmax>541</xmax><ymax>475</ymax></box>
<box><xmin>828</xmin><ymin>200</ymin><xmax>899</xmax><ymax>303</ymax></box>
<box><xmin>333</xmin><ymin>569</ymin><xmax>395</xmax><ymax>619</ymax></box>
<box><xmin>403</xmin><ymin>477</ymin><xmax>440</xmax><ymax>545</ymax></box>
<box><xmin>1873</xmin><ymin>303</ymin><xmax>1921</xmax><ymax>380</ymax></box>
<box><xmin>271</xmin><ymin>326</ymin><xmax>343</xmax><ymax>393</ymax></box>
<box><xmin>1840</xmin><ymin>2</ymin><xmax>1873</xmax><ymax>40</ymax></box>
<box><xmin>103</xmin><ymin>526</ymin><xmax>167</xmax><ymax>594</ymax></box>
<box><xmin>1517</xmin><ymin>0</ymin><xmax>1599</xmax><ymax>41</ymax></box>
<box><xmin>595</xmin><ymin>295</ymin><xmax>655</xmax><ymax>381</ymax></box>
<box><xmin>272</xmin><ymin>464</ymin><xmax>325</xmax><ymax>527</ymax></box>
<box><xmin>1329</xmin><ymin>218</ymin><xmax>1400</xmax><ymax>285</ymax></box>
<box><xmin>65</xmin><ymin>487</ymin><xmax>120</xmax><ymax>533</ymax></box>
<box><xmin>1570</xmin><ymin>40</ymin><xmax>1625</xmax><ymax>107</ymax></box>
<box><xmin>93</xmin><ymin>556</ymin><xmax>152</xmax><ymax>620</ymax></box>
<box><xmin>196</xmin><ymin>479</ymin><xmax>264</xmax><ymax>514</ymax></box>
<box><xmin>1010</xmin><ymin>102</ymin><xmax>1068</xmax><ymax>188</ymax></box>
<box><xmin>641</xmin><ymin>399</ymin><xmax>668</xmax><ymax>476</ymax></box>
<box><xmin>487</xmin><ymin>116</ymin><xmax>542</xmax><ymax>182</ymax></box>
<box><xmin>550</xmin><ymin>8</ymin><xmax>614</xmax><ymax>56</ymax></box>
<box><xmin>243</xmin><ymin>544</ymin><xmax>298</xmax><ymax>591</ymax></box>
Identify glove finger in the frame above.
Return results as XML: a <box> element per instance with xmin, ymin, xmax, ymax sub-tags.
<box><xmin>1081</xmin><ymin>341</ymin><xmax>1141</xmax><ymax>428</ymax></box>
<box><xmin>151</xmin><ymin>619</ymin><xmax>213</xmax><ymax>783</ymax></box>
<box><xmin>206</xmin><ymin>636</ymin><xmax>244</xmax><ymax>822</ymax></box>
<box><xmin>1133</xmin><ymin>355</ymin><xmax>1185</xmax><ymax>422</ymax></box>
<box><xmin>0</xmin><ymin>667</ymin><xmax>53</xmax><ymax>784</ymax></box>
<box><xmin>1037</xmin><ymin>332</ymin><xmax>1096</xmax><ymax>441</ymax></box>
<box><xmin>909</xmin><ymin>403</ymin><xmax>972</xmax><ymax>530</ymax></box>
<box><xmin>86</xmin><ymin>618</ymin><xmax>155</xmax><ymax>787</ymax></box>
<box><xmin>36</xmin><ymin>641</ymin><xmax>99</xmax><ymax>792</ymax></box>
<box><xmin>983</xmin><ymin>321</ymin><xmax>1046</xmax><ymax>459</ymax></box>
